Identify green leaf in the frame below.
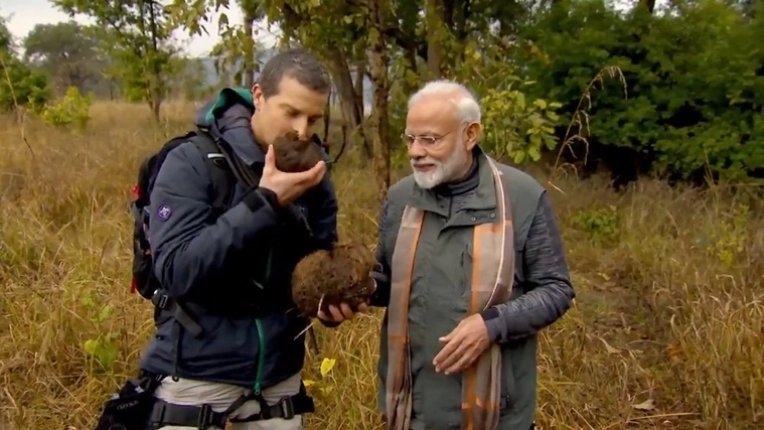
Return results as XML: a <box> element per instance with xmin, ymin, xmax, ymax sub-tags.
<box><xmin>513</xmin><ymin>151</ymin><xmax>526</xmax><ymax>164</ymax></box>
<box><xmin>529</xmin><ymin>145</ymin><xmax>541</xmax><ymax>161</ymax></box>
<box><xmin>83</xmin><ymin>339</ymin><xmax>98</xmax><ymax>356</ymax></box>
<box><xmin>97</xmin><ymin>304</ymin><xmax>113</xmax><ymax>323</ymax></box>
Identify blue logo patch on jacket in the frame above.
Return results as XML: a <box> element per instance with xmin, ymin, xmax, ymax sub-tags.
<box><xmin>157</xmin><ymin>204</ymin><xmax>172</xmax><ymax>221</ymax></box>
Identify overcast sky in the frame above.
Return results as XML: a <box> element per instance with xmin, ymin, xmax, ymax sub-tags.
<box><xmin>1</xmin><ymin>0</ymin><xmax>280</xmax><ymax>57</ymax></box>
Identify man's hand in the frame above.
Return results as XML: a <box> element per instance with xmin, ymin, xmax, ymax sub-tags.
<box><xmin>259</xmin><ymin>144</ymin><xmax>326</xmax><ymax>206</ymax></box>
<box><xmin>317</xmin><ymin>302</ymin><xmax>369</xmax><ymax>324</ymax></box>
<box><xmin>317</xmin><ymin>279</ymin><xmax>377</xmax><ymax>323</ymax></box>
<box><xmin>432</xmin><ymin>314</ymin><xmax>491</xmax><ymax>375</ymax></box>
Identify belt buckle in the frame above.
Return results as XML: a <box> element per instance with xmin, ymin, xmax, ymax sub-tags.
<box><xmin>280</xmin><ymin>397</ymin><xmax>295</xmax><ymax>419</ymax></box>
<box><xmin>197</xmin><ymin>404</ymin><xmax>215</xmax><ymax>429</ymax></box>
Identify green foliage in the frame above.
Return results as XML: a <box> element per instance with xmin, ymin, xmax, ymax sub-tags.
<box><xmin>0</xmin><ymin>15</ymin><xmax>11</xmax><ymax>53</ymax></box>
<box><xmin>0</xmin><ymin>17</ymin><xmax>51</xmax><ymax>111</ymax></box>
<box><xmin>52</xmin><ymin>0</ymin><xmax>181</xmax><ymax>119</ymax></box>
<box><xmin>453</xmin><ymin>37</ymin><xmax>563</xmax><ymax>165</ymax></box>
<box><xmin>41</xmin><ymin>86</ymin><xmax>93</xmax><ymax>129</ymax></box>
<box><xmin>22</xmin><ymin>21</ymin><xmax>107</xmax><ymax>97</ymax></box>
<box><xmin>709</xmin><ymin>202</ymin><xmax>750</xmax><ymax>269</ymax></box>
<box><xmin>0</xmin><ymin>59</ymin><xmax>51</xmax><ymax>112</ymax></box>
<box><xmin>572</xmin><ymin>205</ymin><xmax>620</xmax><ymax>245</ymax></box>
<box><xmin>516</xmin><ymin>0</ymin><xmax>764</xmax><ymax>182</ymax></box>
<box><xmin>481</xmin><ymin>83</ymin><xmax>562</xmax><ymax>165</ymax></box>
<box><xmin>81</xmin><ymin>295</ymin><xmax>119</xmax><ymax>372</ymax></box>
<box><xmin>167</xmin><ymin>0</ymin><xmax>764</xmax><ymax>185</ymax></box>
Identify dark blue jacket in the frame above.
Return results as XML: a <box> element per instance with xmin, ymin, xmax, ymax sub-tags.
<box><xmin>139</xmin><ymin>88</ymin><xmax>338</xmax><ymax>391</ymax></box>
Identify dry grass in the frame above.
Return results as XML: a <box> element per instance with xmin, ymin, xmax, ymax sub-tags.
<box><xmin>0</xmin><ymin>101</ymin><xmax>762</xmax><ymax>430</ymax></box>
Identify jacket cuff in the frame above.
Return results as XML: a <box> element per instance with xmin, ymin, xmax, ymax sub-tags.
<box><xmin>480</xmin><ymin>306</ymin><xmax>501</xmax><ymax>342</ymax></box>
<box><xmin>242</xmin><ymin>188</ymin><xmax>288</xmax><ymax>218</ymax></box>
<box><xmin>368</xmin><ymin>273</ymin><xmax>390</xmax><ymax>307</ymax></box>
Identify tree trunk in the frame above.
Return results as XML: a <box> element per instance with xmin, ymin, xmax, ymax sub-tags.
<box><xmin>353</xmin><ymin>62</ymin><xmax>373</xmax><ymax>159</ymax></box>
<box><xmin>151</xmin><ymin>97</ymin><xmax>161</xmax><ymax>122</ymax></box>
<box><xmin>367</xmin><ymin>17</ymin><xmax>391</xmax><ymax>203</ymax></box>
<box><xmin>242</xmin><ymin>13</ymin><xmax>255</xmax><ymax>88</ymax></box>
<box><xmin>639</xmin><ymin>0</ymin><xmax>656</xmax><ymax>14</ymax></box>
<box><xmin>425</xmin><ymin>0</ymin><xmax>445</xmax><ymax>78</ymax></box>
<box><xmin>325</xmin><ymin>50</ymin><xmax>373</xmax><ymax>161</ymax></box>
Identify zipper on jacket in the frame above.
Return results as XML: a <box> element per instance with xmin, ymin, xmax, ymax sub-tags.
<box><xmin>253</xmin><ymin>319</ymin><xmax>265</xmax><ymax>395</ymax></box>
<box><xmin>253</xmin><ymin>249</ymin><xmax>274</xmax><ymax>395</ymax></box>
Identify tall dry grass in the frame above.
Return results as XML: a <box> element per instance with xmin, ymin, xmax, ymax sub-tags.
<box><xmin>0</xmin><ymin>101</ymin><xmax>762</xmax><ymax>430</ymax></box>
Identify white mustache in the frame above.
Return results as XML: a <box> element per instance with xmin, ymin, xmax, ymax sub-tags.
<box><xmin>411</xmin><ymin>159</ymin><xmax>439</xmax><ymax>167</ymax></box>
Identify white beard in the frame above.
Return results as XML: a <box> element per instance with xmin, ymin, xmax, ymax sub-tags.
<box><xmin>411</xmin><ymin>145</ymin><xmax>468</xmax><ymax>189</ymax></box>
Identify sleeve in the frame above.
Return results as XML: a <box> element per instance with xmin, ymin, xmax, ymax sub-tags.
<box><xmin>480</xmin><ymin>191</ymin><xmax>575</xmax><ymax>342</ymax></box>
<box><xmin>309</xmin><ymin>173</ymin><xmax>339</xmax><ymax>251</ymax></box>
<box><xmin>310</xmin><ymin>175</ymin><xmax>342</xmax><ymax>328</ymax></box>
<box><xmin>148</xmin><ymin>143</ymin><xmax>280</xmax><ymax>300</ymax></box>
<box><xmin>369</xmin><ymin>197</ymin><xmax>393</xmax><ymax>307</ymax></box>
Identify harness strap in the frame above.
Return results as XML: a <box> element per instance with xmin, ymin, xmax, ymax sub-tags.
<box><xmin>149</xmin><ymin>401</ymin><xmax>227</xmax><ymax>430</ymax></box>
<box><xmin>148</xmin><ymin>387</ymin><xmax>315</xmax><ymax>429</ymax></box>
<box><xmin>152</xmin><ymin>290</ymin><xmax>205</xmax><ymax>338</ymax></box>
<box><xmin>151</xmin><ymin>289</ymin><xmax>279</xmax><ymax>337</ymax></box>
<box><xmin>229</xmin><ymin>387</ymin><xmax>315</xmax><ymax>423</ymax></box>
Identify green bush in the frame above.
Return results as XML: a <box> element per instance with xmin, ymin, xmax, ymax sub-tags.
<box><xmin>0</xmin><ymin>55</ymin><xmax>50</xmax><ymax>112</ymax></box>
<box><xmin>516</xmin><ymin>0</ymin><xmax>764</xmax><ymax>183</ymax></box>
<box><xmin>41</xmin><ymin>86</ymin><xmax>93</xmax><ymax>129</ymax></box>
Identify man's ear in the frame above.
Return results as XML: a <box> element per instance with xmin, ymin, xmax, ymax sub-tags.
<box><xmin>251</xmin><ymin>83</ymin><xmax>263</xmax><ymax>108</ymax></box>
<box><xmin>464</xmin><ymin>122</ymin><xmax>482</xmax><ymax>151</ymax></box>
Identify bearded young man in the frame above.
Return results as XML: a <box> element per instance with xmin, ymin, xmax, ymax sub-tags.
<box><xmin>364</xmin><ymin>80</ymin><xmax>576</xmax><ymax>430</ymax></box>
<box><xmin>131</xmin><ymin>48</ymin><xmax>362</xmax><ymax>430</ymax></box>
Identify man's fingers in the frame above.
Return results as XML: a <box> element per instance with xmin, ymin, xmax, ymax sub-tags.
<box><xmin>339</xmin><ymin>302</ymin><xmax>354</xmax><ymax>319</ymax></box>
<box><xmin>438</xmin><ymin>328</ymin><xmax>455</xmax><ymax>343</ymax></box>
<box><xmin>444</xmin><ymin>350</ymin><xmax>474</xmax><ymax>375</ymax></box>
<box><xmin>307</xmin><ymin>160</ymin><xmax>326</xmax><ymax>183</ymax></box>
<box><xmin>328</xmin><ymin>305</ymin><xmax>344</xmax><ymax>321</ymax></box>
<box><xmin>263</xmin><ymin>144</ymin><xmax>275</xmax><ymax>170</ymax></box>
<box><xmin>435</xmin><ymin>341</ymin><xmax>466</xmax><ymax>374</ymax></box>
<box><xmin>433</xmin><ymin>336</ymin><xmax>461</xmax><ymax>370</ymax></box>
<box><xmin>443</xmin><ymin>342</ymin><xmax>479</xmax><ymax>375</ymax></box>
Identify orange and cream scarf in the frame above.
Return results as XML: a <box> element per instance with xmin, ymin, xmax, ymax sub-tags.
<box><xmin>384</xmin><ymin>156</ymin><xmax>515</xmax><ymax>430</ymax></box>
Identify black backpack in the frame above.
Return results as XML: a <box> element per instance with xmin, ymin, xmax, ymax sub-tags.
<box><xmin>129</xmin><ymin>127</ymin><xmax>261</xmax><ymax>301</ymax></box>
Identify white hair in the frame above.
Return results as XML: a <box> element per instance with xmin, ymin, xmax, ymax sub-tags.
<box><xmin>407</xmin><ymin>79</ymin><xmax>481</xmax><ymax>124</ymax></box>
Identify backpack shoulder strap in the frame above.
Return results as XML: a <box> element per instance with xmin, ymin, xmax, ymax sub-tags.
<box><xmin>189</xmin><ymin>132</ymin><xmax>235</xmax><ymax>211</ymax></box>
<box><xmin>188</xmin><ymin>129</ymin><xmax>262</xmax><ymax>213</ymax></box>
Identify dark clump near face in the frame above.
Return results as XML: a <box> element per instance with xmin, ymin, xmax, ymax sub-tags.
<box><xmin>273</xmin><ymin>130</ymin><xmax>325</xmax><ymax>173</ymax></box>
<box><xmin>291</xmin><ymin>243</ymin><xmax>376</xmax><ymax>318</ymax></box>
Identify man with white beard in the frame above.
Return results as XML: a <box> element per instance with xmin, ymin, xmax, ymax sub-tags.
<box><xmin>362</xmin><ymin>80</ymin><xmax>576</xmax><ymax>429</ymax></box>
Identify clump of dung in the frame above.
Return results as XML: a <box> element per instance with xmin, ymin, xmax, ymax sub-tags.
<box><xmin>291</xmin><ymin>243</ymin><xmax>376</xmax><ymax>318</ymax></box>
<box><xmin>273</xmin><ymin>131</ymin><xmax>325</xmax><ymax>173</ymax></box>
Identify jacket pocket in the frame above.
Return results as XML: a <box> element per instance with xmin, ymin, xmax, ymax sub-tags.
<box><xmin>459</xmin><ymin>243</ymin><xmax>473</xmax><ymax>300</ymax></box>
<box><xmin>500</xmin><ymin>350</ymin><xmax>518</xmax><ymax>415</ymax></box>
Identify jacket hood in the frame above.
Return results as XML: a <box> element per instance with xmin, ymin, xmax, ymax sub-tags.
<box><xmin>194</xmin><ymin>87</ymin><xmax>264</xmax><ymax>166</ymax></box>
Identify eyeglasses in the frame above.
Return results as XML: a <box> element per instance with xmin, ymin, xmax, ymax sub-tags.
<box><xmin>401</xmin><ymin>129</ymin><xmax>455</xmax><ymax>148</ymax></box>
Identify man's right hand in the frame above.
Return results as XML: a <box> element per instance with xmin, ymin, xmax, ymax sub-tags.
<box><xmin>259</xmin><ymin>144</ymin><xmax>326</xmax><ymax>206</ymax></box>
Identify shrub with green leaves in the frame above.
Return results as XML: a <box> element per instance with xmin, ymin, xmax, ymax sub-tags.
<box><xmin>41</xmin><ymin>86</ymin><xmax>93</xmax><ymax>129</ymax></box>
<box><xmin>516</xmin><ymin>0</ymin><xmax>764</xmax><ymax>183</ymax></box>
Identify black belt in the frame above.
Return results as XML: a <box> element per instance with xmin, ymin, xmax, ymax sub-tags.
<box><xmin>148</xmin><ymin>387</ymin><xmax>315</xmax><ymax>429</ymax></box>
<box><xmin>149</xmin><ymin>402</ymin><xmax>227</xmax><ymax>429</ymax></box>
<box><xmin>229</xmin><ymin>390</ymin><xmax>315</xmax><ymax>423</ymax></box>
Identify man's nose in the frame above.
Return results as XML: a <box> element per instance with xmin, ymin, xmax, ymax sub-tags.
<box><xmin>408</xmin><ymin>141</ymin><xmax>426</xmax><ymax>159</ymax></box>
<box><xmin>292</xmin><ymin>117</ymin><xmax>309</xmax><ymax>138</ymax></box>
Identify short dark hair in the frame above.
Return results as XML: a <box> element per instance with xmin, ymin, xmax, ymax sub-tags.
<box><xmin>257</xmin><ymin>48</ymin><xmax>332</xmax><ymax>98</ymax></box>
